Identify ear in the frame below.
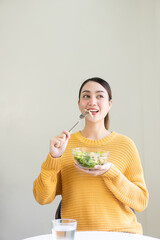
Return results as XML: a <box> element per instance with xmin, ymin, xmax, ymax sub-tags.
<box><xmin>78</xmin><ymin>100</ymin><xmax>80</xmax><ymax>110</ymax></box>
<box><xmin>108</xmin><ymin>99</ymin><xmax>113</xmax><ymax>110</ymax></box>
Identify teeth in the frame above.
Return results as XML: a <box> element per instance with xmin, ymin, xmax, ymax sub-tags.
<box><xmin>85</xmin><ymin>109</ymin><xmax>98</xmax><ymax>112</ymax></box>
<box><xmin>90</xmin><ymin>110</ymin><xmax>98</xmax><ymax>112</ymax></box>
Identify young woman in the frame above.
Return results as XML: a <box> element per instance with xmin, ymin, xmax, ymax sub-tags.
<box><xmin>33</xmin><ymin>77</ymin><xmax>149</xmax><ymax>234</ymax></box>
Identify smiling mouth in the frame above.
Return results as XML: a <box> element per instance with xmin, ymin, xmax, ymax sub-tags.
<box><xmin>85</xmin><ymin>109</ymin><xmax>99</xmax><ymax>117</ymax></box>
<box><xmin>87</xmin><ymin>109</ymin><xmax>99</xmax><ymax>113</ymax></box>
<box><xmin>89</xmin><ymin>110</ymin><xmax>99</xmax><ymax>112</ymax></box>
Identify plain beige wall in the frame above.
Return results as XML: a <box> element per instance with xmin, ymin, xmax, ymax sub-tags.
<box><xmin>0</xmin><ymin>0</ymin><xmax>160</xmax><ymax>239</ymax></box>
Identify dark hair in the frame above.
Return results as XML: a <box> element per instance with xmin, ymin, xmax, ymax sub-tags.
<box><xmin>78</xmin><ymin>77</ymin><xmax>112</xmax><ymax>130</ymax></box>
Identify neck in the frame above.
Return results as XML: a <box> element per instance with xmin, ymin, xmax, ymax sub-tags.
<box><xmin>81</xmin><ymin>121</ymin><xmax>111</xmax><ymax>140</ymax></box>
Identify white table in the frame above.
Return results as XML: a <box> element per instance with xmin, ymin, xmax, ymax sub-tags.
<box><xmin>23</xmin><ymin>231</ymin><xmax>160</xmax><ymax>240</ymax></box>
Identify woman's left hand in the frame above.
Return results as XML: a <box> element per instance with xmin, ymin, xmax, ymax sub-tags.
<box><xmin>74</xmin><ymin>162</ymin><xmax>111</xmax><ymax>176</ymax></box>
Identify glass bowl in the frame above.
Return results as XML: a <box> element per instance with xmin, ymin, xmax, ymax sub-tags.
<box><xmin>72</xmin><ymin>147</ymin><xmax>109</xmax><ymax>169</ymax></box>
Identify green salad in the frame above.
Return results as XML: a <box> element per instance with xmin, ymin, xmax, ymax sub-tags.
<box><xmin>72</xmin><ymin>148</ymin><xmax>107</xmax><ymax>168</ymax></box>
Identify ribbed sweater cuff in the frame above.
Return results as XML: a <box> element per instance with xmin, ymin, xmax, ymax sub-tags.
<box><xmin>103</xmin><ymin>163</ymin><xmax>120</xmax><ymax>180</ymax></box>
<box><xmin>42</xmin><ymin>153</ymin><xmax>62</xmax><ymax>170</ymax></box>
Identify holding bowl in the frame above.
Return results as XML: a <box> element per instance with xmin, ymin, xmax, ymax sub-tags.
<box><xmin>72</xmin><ymin>147</ymin><xmax>109</xmax><ymax>169</ymax></box>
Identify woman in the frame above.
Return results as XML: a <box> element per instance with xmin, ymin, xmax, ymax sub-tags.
<box><xmin>33</xmin><ymin>77</ymin><xmax>149</xmax><ymax>234</ymax></box>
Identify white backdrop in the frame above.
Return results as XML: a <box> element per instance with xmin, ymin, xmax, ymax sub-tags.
<box><xmin>0</xmin><ymin>1</ymin><xmax>160</xmax><ymax>240</ymax></box>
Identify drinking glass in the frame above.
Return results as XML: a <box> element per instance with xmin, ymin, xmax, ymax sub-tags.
<box><xmin>52</xmin><ymin>219</ymin><xmax>77</xmax><ymax>240</ymax></box>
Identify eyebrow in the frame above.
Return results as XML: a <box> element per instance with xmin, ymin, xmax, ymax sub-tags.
<box><xmin>82</xmin><ymin>90</ymin><xmax>106</xmax><ymax>93</ymax></box>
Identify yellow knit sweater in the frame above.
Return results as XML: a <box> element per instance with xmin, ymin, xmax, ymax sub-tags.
<box><xmin>33</xmin><ymin>131</ymin><xmax>149</xmax><ymax>234</ymax></box>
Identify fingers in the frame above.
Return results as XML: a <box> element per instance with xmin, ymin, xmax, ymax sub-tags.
<box><xmin>56</xmin><ymin>130</ymin><xmax>71</xmax><ymax>142</ymax></box>
<box><xmin>50</xmin><ymin>137</ymin><xmax>63</xmax><ymax>148</ymax></box>
<box><xmin>54</xmin><ymin>139</ymin><xmax>61</xmax><ymax>148</ymax></box>
<box><xmin>94</xmin><ymin>162</ymin><xmax>111</xmax><ymax>171</ymax></box>
<box><xmin>50</xmin><ymin>130</ymin><xmax>71</xmax><ymax>148</ymax></box>
<box><xmin>61</xmin><ymin>130</ymin><xmax>71</xmax><ymax>139</ymax></box>
<box><xmin>54</xmin><ymin>137</ymin><xmax>65</xmax><ymax>148</ymax></box>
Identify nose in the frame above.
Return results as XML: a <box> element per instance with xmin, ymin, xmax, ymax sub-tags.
<box><xmin>88</xmin><ymin>96</ymin><xmax>97</xmax><ymax>106</ymax></box>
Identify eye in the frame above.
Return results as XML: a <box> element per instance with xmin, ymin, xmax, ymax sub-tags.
<box><xmin>97</xmin><ymin>95</ymin><xmax>104</xmax><ymax>98</ymax></box>
<box><xmin>83</xmin><ymin>95</ymin><xmax>90</xmax><ymax>98</ymax></box>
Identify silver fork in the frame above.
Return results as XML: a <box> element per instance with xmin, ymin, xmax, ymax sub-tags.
<box><xmin>69</xmin><ymin>112</ymin><xmax>89</xmax><ymax>132</ymax></box>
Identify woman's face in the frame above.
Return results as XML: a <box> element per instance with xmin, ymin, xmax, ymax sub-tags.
<box><xmin>78</xmin><ymin>81</ymin><xmax>112</xmax><ymax>123</ymax></box>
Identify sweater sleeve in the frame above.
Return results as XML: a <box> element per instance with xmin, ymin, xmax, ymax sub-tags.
<box><xmin>33</xmin><ymin>153</ymin><xmax>62</xmax><ymax>205</ymax></box>
<box><xmin>102</xmin><ymin>142</ymin><xmax>149</xmax><ymax>212</ymax></box>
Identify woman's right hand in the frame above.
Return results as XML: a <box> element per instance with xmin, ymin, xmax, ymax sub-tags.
<box><xmin>50</xmin><ymin>130</ymin><xmax>71</xmax><ymax>158</ymax></box>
